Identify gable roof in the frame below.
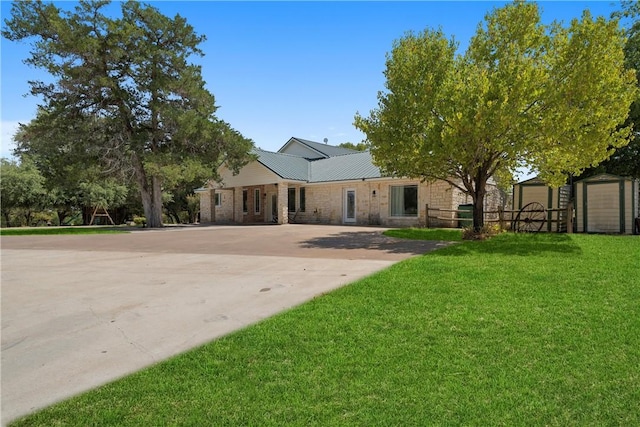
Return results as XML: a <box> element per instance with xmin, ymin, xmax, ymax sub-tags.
<box><xmin>254</xmin><ymin>148</ymin><xmax>309</xmax><ymax>181</ymax></box>
<box><xmin>279</xmin><ymin>137</ymin><xmax>358</xmax><ymax>159</ymax></box>
<box><xmin>309</xmin><ymin>151</ymin><xmax>381</xmax><ymax>182</ymax></box>
<box><xmin>575</xmin><ymin>173</ymin><xmax>636</xmax><ymax>183</ymax></box>
<box><xmin>515</xmin><ymin>175</ymin><xmax>546</xmax><ymax>185</ymax></box>
<box><xmin>253</xmin><ymin>141</ymin><xmax>382</xmax><ymax>183</ymax></box>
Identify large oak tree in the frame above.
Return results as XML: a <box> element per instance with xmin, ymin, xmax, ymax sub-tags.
<box><xmin>354</xmin><ymin>1</ymin><xmax>637</xmax><ymax>231</ymax></box>
<box><xmin>3</xmin><ymin>0</ymin><xmax>254</xmax><ymax>227</ymax></box>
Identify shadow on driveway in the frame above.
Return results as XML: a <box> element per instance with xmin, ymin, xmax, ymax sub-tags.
<box><xmin>299</xmin><ymin>231</ymin><xmax>456</xmax><ymax>256</ymax></box>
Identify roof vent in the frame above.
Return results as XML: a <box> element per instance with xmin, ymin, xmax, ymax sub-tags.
<box><xmin>323</xmin><ymin>138</ymin><xmax>328</xmax><ymax>144</ymax></box>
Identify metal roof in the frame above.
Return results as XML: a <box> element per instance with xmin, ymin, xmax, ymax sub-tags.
<box><xmin>254</xmin><ymin>148</ymin><xmax>382</xmax><ymax>183</ymax></box>
<box><xmin>309</xmin><ymin>151</ymin><xmax>382</xmax><ymax>182</ymax></box>
<box><xmin>280</xmin><ymin>137</ymin><xmax>358</xmax><ymax>158</ymax></box>
<box><xmin>254</xmin><ymin>148</ymin><xmax>309</xmax><ymax>181</ymax></box>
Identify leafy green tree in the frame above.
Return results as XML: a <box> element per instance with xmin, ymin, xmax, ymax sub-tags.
<box><xmin>603</xmin><ymin>1</ymin><xmax>639</xmax><ymax>178</ymax></box>
<box><xmin>0</xmin><ymin>157</ymin><xmax>49</xmax><ymax>226</ymax></box>
<box><xmin>338</xmin><ymin>142</ymin><xmax>369</xmax><ymax>151</ymax></box>
<box><xmin>160</xmin><ymin>158</ymin><xmax>211</xmax><ymax>223</ymax></box>
<box><xmin>354</xmin><ymin>2</ymin><xmax>637</xmax><ymax>230</ymax></box>
<box><xmin>3</xmin><ymin>0</ymin><xmax>254</xmax><ymax>228</ymax></box>
<box><xmin>576</xmin><ymin>1</ymin><xmax>640</xmax><ymax>180</ymax></box>
<box><xmin>14</xmin><ymin>113</ymin><xmax>122</xmax><ymax>224</ymax></box>
<box><xmin>77</xmin><ymin>180</ymin><xmax>128</xmax><ymax>211</ymax></box>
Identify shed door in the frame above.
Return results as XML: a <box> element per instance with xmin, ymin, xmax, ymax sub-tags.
<box><xmin>586</xmin><ymin>183</ymin><xmax>620</xmax><ymax>233</ymax></box>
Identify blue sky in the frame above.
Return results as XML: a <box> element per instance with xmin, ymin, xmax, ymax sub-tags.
<box><xmin>0</xmin><ymin>1</ymin><xmax>623</xmax><ymax>160</ymax></box>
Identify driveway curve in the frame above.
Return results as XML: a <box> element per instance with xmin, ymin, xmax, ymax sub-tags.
<box><xmin>1</xmin><ymin>224</ymin><xmax>451</xmax><ymax>425</ymax></box>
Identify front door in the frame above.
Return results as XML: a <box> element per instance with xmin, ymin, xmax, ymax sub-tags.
<box><xmin>344</xmin><ymin>189</ymin><xmax>356</xmax><ymax>223</ymax></box>
<box><xmin>269</xmin><ymin>193</ymin><xmax>278</xmax><ymax>223</ymax></box>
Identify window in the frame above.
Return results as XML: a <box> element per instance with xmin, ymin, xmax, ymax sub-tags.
<box><xmin>299</xmin><ymin>187</ymin><xmax>306</xmax><ymax>212</ymax></box>
<box><xmin>390</xmin><ymin>185</ymin><xmax>418</xmax><ymax>217</ymax></box>
<box><xmin>242</xmin><ymin>189</ymin><xmax>248</xmax><ymax>213</ymax></box>
<box><xmin>288</xmin><ymin>187</ymin><xmax>296</xmax><ymax>212</ymax></box>
<box><xmin>214</xmin><ymin>192</ymin><xmax>221</xmax><ymax>207</ymax></box>
<box><xmin>254</xmin><ymin>189</ymin><xmax>261</xmax><ymax>214</ymax></box>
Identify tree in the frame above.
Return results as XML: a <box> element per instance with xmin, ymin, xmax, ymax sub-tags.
<box><xmin>160</xmin><ymin>157</ymin><xmax>214</xmax><ymax>223</ymax></box>
<box><xmin>13</xmin><ymin>112</ymin><xmax>125</xmax><ymax>225</ymax></box>
<box><xmin>338</xmin><ymin>142</ymin><xmax>369</xmax><ymax>151</ymax></box>
<box><xmin>602</xmin><ymin>1</ymin><xmax>640</xmax><ymax>178</ymax></box>
<box><xmin>3</xmin><ymin>0</ymin><xmax>254</xmax><ymax>228</ymax></box>
<box><xmin>354</xmin><ymin>1</ymin><xmax>637</xmax><ymax>231</ymax></box>
<box><xmin>575</xmin><ymin>1</ymin><xmax>640</xmax><ymax>180</ymax></box>
<box><xmin>0</xmin><ymin>157</ymin><xmax>49</xmax><ymax>226</ymax></box>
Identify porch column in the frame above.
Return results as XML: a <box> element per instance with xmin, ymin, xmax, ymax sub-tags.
<box><xmin>209</xmin><ymin>189</ymin><xmax>216</xmax><ymax>223</ymax></box>
<box><xmin>278</xmin><ymin>183</ymin><xmax>288</xmax><ymax>224</ymax></box>
<box><xmin>196</xmin><ymin>189</ymin><xmax>212</xmax><ymax>223</ymax></box>
<box><xmin>234</xmin><ymin>187</ymin><xmax>244</xmax><ymax>224</ymax></box>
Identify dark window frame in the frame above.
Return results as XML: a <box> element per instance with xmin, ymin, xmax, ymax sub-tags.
<box><xmin>254</xmin><ymin>189</ymin><xmax>261</xmax><ymax>214</ymax></box>
<box><xmin>390</xmin><ymin>185</ymin><xmax>418</xmax><ymax>217</ymax></box>
<box><xmin>299</xmin><ymin>187</ymin><xmax>306</xmax><ymax>212</ymax></box>
<box><xmin>288</xmin><ymin>187</ymin><xmax>296</xmax><ymax>212</ymax></box>
<box><xmin>242</xmin><ymin>189</ymin><xmax>248</xmax><ymax>213</ymax></box>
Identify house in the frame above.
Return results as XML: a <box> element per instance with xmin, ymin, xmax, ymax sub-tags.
<box><xmin>197</xmin><ymin>137</ymin><xmax>502</xmax><ymax>227</ymax></box>
<box><xmin>574</xmin><ymin>173</ymin><xmax>639</xmax><ymax>234</ymax></box>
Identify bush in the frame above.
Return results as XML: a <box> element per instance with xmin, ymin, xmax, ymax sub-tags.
<box><xmin>133</xmin><ymin>216</ymin><xmax>147</xmax><ymax>227</ymax></box>
<box><xmin>462</xmin><ymin>223</ymin><xmax>503</xmax><ymax>240</ymax></box>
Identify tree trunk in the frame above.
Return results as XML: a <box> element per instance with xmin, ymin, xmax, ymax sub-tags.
<box><xmin>132</xmin><ymin>154</ymin><xmax>164</xmax><ymax>228</ymax></box>
<box><xmin>57</xmin><ymin>209</ymin><xmax>70</xmax><ymax>226</ymax></box>
<box><xmin>167</xmin><ymin>208</ymin><xmax>180</xmax><ymax>224</ymax></box>
<box><xmin>24</xmin><ymin>209</ymin><xmax>33</xmax><ymax>227</ymax></box>
<box><xmin>472</xmin><ymin>175</ymin><xmax>487</xmax><ymax>232</ymax></box>
<box><xmin>148</xmin><ymin>175</ymin><xmax>163</xmax><ymax>227</ymax></box>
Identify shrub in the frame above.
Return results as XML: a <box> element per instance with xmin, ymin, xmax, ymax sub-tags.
<box><xmin>462</xmin><ymin>223</ymin><xmax>503</xmax><ymax>240</ymax></box>
<box><xmin>133</xmin><ymin>216</ymin><xmax>147</xmax><ymax>227</ymax></box>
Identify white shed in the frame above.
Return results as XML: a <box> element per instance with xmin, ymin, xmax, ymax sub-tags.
<box><xmin>574</xmin><ymin>174</ymin><xmax>639</xmax><ymax>234</ymax></box>
<box><xmin>513</xmin><ymin>176</ymin><xmax>570</xmax><ymax>232</ymax></box>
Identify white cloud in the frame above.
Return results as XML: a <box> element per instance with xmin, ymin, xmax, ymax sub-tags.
<box><xmin>1</xmin><ymin>121</ymin><xmax>21</xmax><ymax>159</ymax></box>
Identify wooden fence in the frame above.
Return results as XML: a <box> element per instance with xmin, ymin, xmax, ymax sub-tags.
<box><xmin>425</xmin><ymin>202</ymin><xmax>575</xmax><ymax>233</ymax></box>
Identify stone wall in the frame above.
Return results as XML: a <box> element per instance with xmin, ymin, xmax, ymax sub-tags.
<box><xmin>215</xmin><ymin>189</ymin><xmax>235</xmax><ymax>222</ymax></box>
<box><xmin>201</xmin><ymin>178</ymin><xmax>507</xmax><ymax>228</ymax></box>
<box><xmin>287</xmin><ymin>179</ymin><xmax>463</xmax><ymax>227</ymax></box>
<box><xmin>198</xmin><ymin>189</ymin><xmax>213</xmax><ymax>223</ymax></box>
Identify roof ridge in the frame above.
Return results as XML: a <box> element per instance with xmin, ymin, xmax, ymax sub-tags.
<box><xmin>254</xmin><ymin>147</ymin><xmax>307</xmax><ymax>159</ymax></box>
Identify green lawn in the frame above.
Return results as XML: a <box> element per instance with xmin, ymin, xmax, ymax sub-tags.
<box><xmin>383</xmin><ymin>227</ymin><xmax>463</xmax><ymax>241</ymax></box>
<box><xmin>10</xmin><ymin>233</ymin><xmax>640</xmax><ymax>426</ymax></box>
<box><xmin>0</xmin><ymin>227</ymin><xmax>128</xmax><ymax>236</ymax></box>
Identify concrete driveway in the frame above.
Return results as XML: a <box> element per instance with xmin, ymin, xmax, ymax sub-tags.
<box><xmin>1</xmin><ymin>224</ymin><xmax>450</xmax><ymax>425</ymax></box>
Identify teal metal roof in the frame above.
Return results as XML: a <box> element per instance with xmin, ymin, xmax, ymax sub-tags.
<box><xmin>254</xmin><ymin>148</ymin><xmax>382</xmax><ymax>183</ymax></box>
<box><xmin>309</xmin><ymin>151</ymin><xmax>382</xmax><ymax>182</ymax></box>
<box><xmin>254</xmin><ymin>149</ymin><xmax>309</xmax><ymax>181</ymax></box>
<box><xmin>281</xmin><ymin>137</ymin><xmax>358</xmax><ymax>158</ymax></box>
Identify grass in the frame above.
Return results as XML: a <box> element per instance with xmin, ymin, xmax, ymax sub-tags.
<box><xmin>0</xmin><ymin>227</ymin><xmax>128</xmax><ymax>236</ymax></box>
<box><xmin>10</xmin><ymin>233</ymin><xmax>640</xmax><ymax>426</ymax></box>
<box><xmin>383</xmin><ymin>227</ymin><xmax>463</xmax><ymax>241</ymax></box>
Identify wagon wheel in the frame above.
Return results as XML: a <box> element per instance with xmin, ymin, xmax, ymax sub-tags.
<box><xmin>513</xmin><ymin>202</ymin><xmax>546</xmax><ymax>233</ymax></box>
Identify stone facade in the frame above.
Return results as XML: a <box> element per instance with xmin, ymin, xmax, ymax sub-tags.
<box><xmin>273</xmin><ymin>179</ymin><xmax>503</xmax><ymax>227</ymax></box>
<box><xmin>197</xmin><ymin>137</ymin><xmax>504</xmax><ymax>228</ymax></box>
<box><xmin>198</xmin><ymin>189</ymin><xmax>235</xmax><ymax>223</ymax></box>
<box><xmin>200</xmin><ymin>178</ymin><xmax>503</xmax><ymax>227</ymax></box>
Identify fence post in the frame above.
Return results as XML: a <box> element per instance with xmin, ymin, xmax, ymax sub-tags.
<box><xmin>498</xmin><ymin>206</ymin><xmax>504</xmax><ymax>230</ymax></box>
<box><xmin>425</xmin><ymin>204</ymin><xmax>430</xmax><ymax>228</ymax></box>
<box><xmin>566</xmin><ymin>201</ymin><xmax>574</xmax><ymax>234</ymax></box>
